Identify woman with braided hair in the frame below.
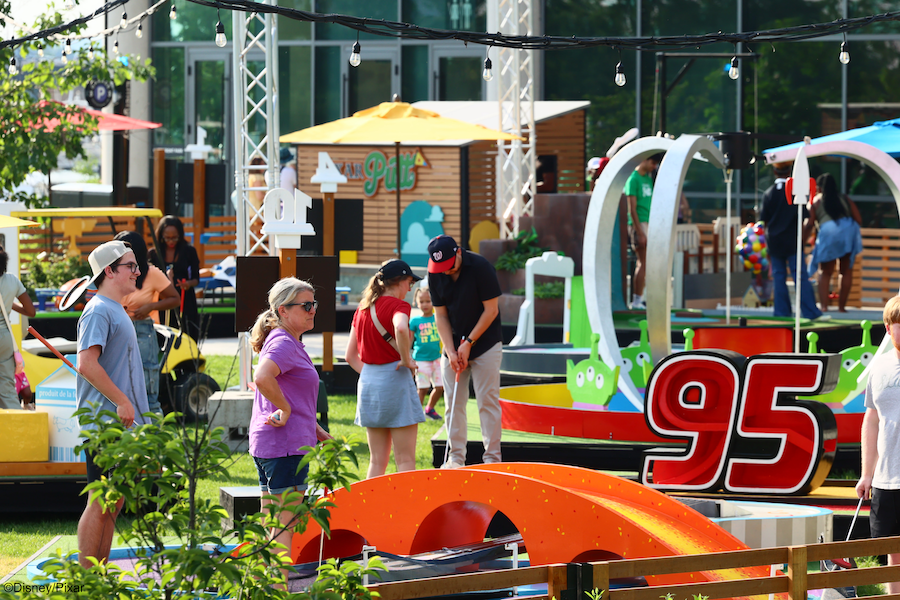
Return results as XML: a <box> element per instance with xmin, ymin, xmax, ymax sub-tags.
<box><xmin>345</xmin><ymin>259</ymin><xmax>424</xmax><ymax>478</ymax></box>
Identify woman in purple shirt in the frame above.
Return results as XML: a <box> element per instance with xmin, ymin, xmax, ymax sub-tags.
<box><xmin>249</xmin><ymin>277</ymin><xmax>332</xmax><ymax>572</ymax></box>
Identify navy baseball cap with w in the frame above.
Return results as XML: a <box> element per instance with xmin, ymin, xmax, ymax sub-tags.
<box><xmin>427</xmin><ymin>235</ymin><xmax>459</xmax><ymax>273</ymax></box>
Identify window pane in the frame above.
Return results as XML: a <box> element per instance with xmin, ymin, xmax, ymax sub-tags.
<box><xmin>439</xmin><ymin>57</ymin><xmax>482</xmax><ymax>101</ymax></box>
<box><xmin>152</xmin><ymin>3</ymin><xmax>232</xmax><ymax>42</ymax></box>
<box><xmin>349</xmin><ymin>59</ymin><xmax>393</xmax><ymax>114</ymax></box>
<box><xmin>643</xmin><ymin>0</ymin><xmax>734</xmax><ymax>37</ymax></box>
<box><xmin>315</xmin><ymin>0</ymin><xmax>397</xmax><ymax>40</ymax></box>
<box><xmin>848</xmin><ymin>1</ymin><xmax>900</xmax><ymax>33</ymax></box>
<box><xmin>195</xmin><ymin>60</ymin><xmax>226</xmax><ymax>162</ymax></box>
<box><xmin>402</xmin><ymin>0</ymin><xmax>486</xmax><ymax>32</ymax></box>
<box><xmin>280</xmin><ymin>46</ymin><xmax>312</xmax><ymax>134</ymax></box>
<box><xmin>315</xmin><ymin>46</ymin><xmax>342</xmax><ymax>123</ymax></box>
<box><xmin>402</xmin><ymin>45</ymin><xmax>429</xmax><ymax>103</ymax></box>
<box><xmin>151</xmin><ymin>47</ymin><xmax>185</xmax><ymax>147</ymax></box>
<box><xmin>743</xmin><ymin>0</ymin><xmax>838</xmax><ymax>32</ymax></box>
<box><xmin>279</xmin><ymin>0</ymin><xmax>313</xmax><ymax>40</ymax></box>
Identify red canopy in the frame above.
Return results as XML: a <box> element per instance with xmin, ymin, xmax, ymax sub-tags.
<box><xmin>36</xmin><ymin>100</ymin><xmax>161</xmax><ymax>132</ymax></box>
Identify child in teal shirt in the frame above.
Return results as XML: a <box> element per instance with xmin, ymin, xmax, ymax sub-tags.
<box><xmin>409</xmin><ymin>287</ymin><xmax>443</xmax><ymax>419</ymax></box>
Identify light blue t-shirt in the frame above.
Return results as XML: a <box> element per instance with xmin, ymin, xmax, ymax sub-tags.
<box><xmin>76</xmin><ymin>294</ymin><xmax>149</xmax><ymax>429</ymax></box>
<box><xmin>864</xmin><ymin>349</ymin><xmax>900</xmax><ymax>489</ymax></box>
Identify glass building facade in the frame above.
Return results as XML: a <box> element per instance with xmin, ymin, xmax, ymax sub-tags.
<box><xmin>149</xmin><ymin>0</ymin><xmax>900</xmax><ymax>225</ymax></box>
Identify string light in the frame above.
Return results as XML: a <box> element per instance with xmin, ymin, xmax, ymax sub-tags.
<box><xmin>61</xmin><ymin>52</ymin><xmax>67</xmax><ymax>64</ymax></box>
<box><xmin>8</xmin><ymin>56</ymin><xmax>17</xmax><ymax>76</ymax></box>
<box><xmin>839</xmin><ymin>33</ymin><xmax>850</xmax><ymax>64</ymax></box>
<box><xmin>215</xmin><ymin>20</ymin><xmax>227</xmax><ymax>46</ymax></box>
<box><xmin>136</xmin><ymin>22</ymin><xmax>143</xmax><ymax>38</ymax></box>
<box><xmin>614</xmin><ymin>48</ymin><xmax>625</xmax><ymax>86</ymax></box>
<box><xmin>65</xmin><ymin>38</ymin><xmax>72</xmax><ymax>55</ymax></box>
<box><xmin>728</xmin><ymin>56</ymin><xmax>739</xmax><ymax>80</ymax></box>
<box><xmin>120</xmin><ymin>11</ymin><xmax>128</xmax><ymax>29</ymax></box>
<box><xmin>113</xmin><ymin>37</ymin><xmax>119</xmax><ymax>54</ymax></box>
<box><xmin>37</xmin><ymin>43</ymin><xmax>44</xmax><ymax>57</ymax></box>
<box><xmin>615</xmin><ymin>61</ymin><xmax>626</xmax><ymax>87</ymax></box>
<box><xmin>169</xmin><ymin>2</ymin><xmax>177</xmax><ymax>19</ymax></box>
<box><xmin>349</xmin><ymin>40</ymin><xmax>361</xmax><ymax>67</ymax></box>
<box><xmin>87</xmin><ymin>45</ymin><xmax>94</xmax><ymax>60</ymax></box>
<box><xmin>482</xmin><ymin>56</ymin><xmax>492</xmax><ymax>81</ymax></box>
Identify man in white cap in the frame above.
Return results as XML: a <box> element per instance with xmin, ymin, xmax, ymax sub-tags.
<box><xmin>75</xmin><ymin>240</ymin><xmax>150</xmax><ymax>568</ymax></box>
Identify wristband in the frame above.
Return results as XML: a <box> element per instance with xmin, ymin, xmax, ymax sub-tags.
<box><xmin>464</xmin><ymin>336</ymin><xmax>476</xmax><ymax>346</ymax></box>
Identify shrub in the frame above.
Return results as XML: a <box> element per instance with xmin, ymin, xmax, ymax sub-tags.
<box><xmin>511</xmin><ymin>281</ymin><xmax>566</xmax><ymax>299</ymax></box>
<box><xmin>495</xmin><ymin>227</ymin><xmax>551</xmax><ymax>273</ymax></box>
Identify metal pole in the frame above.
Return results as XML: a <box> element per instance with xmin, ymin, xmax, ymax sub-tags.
<box><xmin>724</xmin><ymin>169</ymin><xmax>733</xmax><ymax>325</ymax></box>
<box><xmin>795</xmin><ymin>201</ymin><xmax>802</xmax><ymax>352</ymax></box>
<box><xmin>396</xmin><ymin>142</ymin><xmax>401</xmax><ymax>258</ymax></box>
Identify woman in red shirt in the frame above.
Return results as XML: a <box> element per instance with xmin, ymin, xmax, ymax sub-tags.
<box><xmin>345</xmin><ymin>259</ymin><xmax>424</xmax><ymax>478</ymax></box>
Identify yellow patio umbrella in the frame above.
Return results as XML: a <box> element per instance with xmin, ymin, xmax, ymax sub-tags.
<box><xmin>280</xmin><ymin>101</ymin><xmax>522</xmax><ymax>258</ymax></box>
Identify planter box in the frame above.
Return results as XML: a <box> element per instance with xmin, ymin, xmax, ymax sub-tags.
<box><xmin>499</xmin><ymin>293</ymin><xmax>564</xmax><ymax>325</ymax></box>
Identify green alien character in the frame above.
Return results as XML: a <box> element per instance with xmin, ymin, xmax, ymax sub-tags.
<box><xmin>567</xmin><ymin>332</ymin><xmax>621</xmax><ymax>408</ymax></box>
<box><xmin>620</xmin><ymin>319</ymin><xmax>653</xmax><ymax>389</ymax></box>
<box><xmin>803</xmin><ymin>320</ymin><xmax>876</xmax><ymax>405</ymax></box>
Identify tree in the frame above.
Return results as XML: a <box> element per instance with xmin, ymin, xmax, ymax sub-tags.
<box><xmin>0</xmin><ymin>1</ymin><xmax>154</xmax><ymax>202</ymax></box>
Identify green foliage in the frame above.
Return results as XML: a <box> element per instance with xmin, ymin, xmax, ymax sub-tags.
<box><xmin>585</xmin><ymin>588</ymin><xmax>604</xmax><ymax>600</ymax></box>
<box><xmin>511</xmin><ymin>281</ymin><xmax>566</xmax><ymax>299</ymax></box>
<box><xmin>20</xmin><ymin>252</ymin><xmax>91</xmax><ymax>299</ymax></box>
<box><xmin>0</xmin><ymin>1</ymin><xmax>155</xmax><ymax>197</ymax></box>
<box><xmin>495</xmin><ymin>228</ymin><xmax>551</xmax><ymax>273</ymax></box>
<box><xmin>0</xmin><ymin>406</ymin><xmax>382</xmax><ymax>599</ymax></box>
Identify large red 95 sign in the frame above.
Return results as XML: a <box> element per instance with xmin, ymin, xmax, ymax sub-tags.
<box><xmin>641</xmin><ymin>351</ymin><xmax>840</xmax><ymax>495</ymax></box>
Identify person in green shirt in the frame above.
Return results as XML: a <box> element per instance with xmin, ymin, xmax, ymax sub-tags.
<box><xmin>624</xmin><ymin>154</ymin><xmax>662</xmax><ymax>310</ymax></box>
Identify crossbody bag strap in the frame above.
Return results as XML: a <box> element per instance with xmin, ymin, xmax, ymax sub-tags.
<box><xmin>368</xmin><ymin>304</ymin><xmax>401</xmax><ymax>354</ymax></box>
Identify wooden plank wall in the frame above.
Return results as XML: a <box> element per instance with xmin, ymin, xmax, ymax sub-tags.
<box><xmin>295</xmin><ymin>144</ymin><xmax>462</xmax><ymax>265</ymax></box>
<box><xmin>536</xmin><ymin>110</ymin><xmax>586</xmax><ymax>195</ymax></box>
<box><xmin>467</xmin><ymin>140</ymin><xmax>499</xmax><ymax>244</ymax></box>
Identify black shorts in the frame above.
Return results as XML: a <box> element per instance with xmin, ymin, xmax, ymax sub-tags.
<box><xmin>83</xmin><ymin>447</ymin><xmax>114</xmax><ymax>484</ymax></box>
<box><xmin>870</xmin><ymin>488</ymin><xmax>900</xmax><ymax>539</ymax></box>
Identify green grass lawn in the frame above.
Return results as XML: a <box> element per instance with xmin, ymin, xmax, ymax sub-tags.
<box><xmin>0</xmin><ymin>355</ymin><xmax>447</xmax><ymax>579</ymax></box>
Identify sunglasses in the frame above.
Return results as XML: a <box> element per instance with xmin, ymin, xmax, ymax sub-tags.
<box><xmin>113</xmin><ymin>261</ymin><xmax>140</xmax><ymax>274</ymax></box>
<box><xmin>284</xmin><ymin>301</ymin><xmax>318</xmax><ymax>312</ymax></box>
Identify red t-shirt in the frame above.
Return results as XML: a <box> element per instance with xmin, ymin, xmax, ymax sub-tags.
<box><xmin>352</xmin><ymin>295</ymin><xmax>412</xmax><ymax>365</ymax></box>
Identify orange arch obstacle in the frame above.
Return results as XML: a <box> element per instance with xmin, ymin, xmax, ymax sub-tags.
<box><xmin>292</xmin><ymin>463</ymin><xmax>770</xmax><ymax>586</ymax></box>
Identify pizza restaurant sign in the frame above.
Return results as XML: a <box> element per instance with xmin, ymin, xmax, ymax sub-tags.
<box><xmin>333</xmin><ymin>148</ymin><xmax>429</xmax><ymax>197</ymax></box>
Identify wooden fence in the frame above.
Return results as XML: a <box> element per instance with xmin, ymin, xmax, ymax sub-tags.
<box><xmin>370</xmin><ymin>535</ymin><xmax>900</xmax><ymax>600</ymax></box>
<box><xmin>17</xmin><ymin>214</ymin><xmax>238</xmax><ymax>272</ymax></box>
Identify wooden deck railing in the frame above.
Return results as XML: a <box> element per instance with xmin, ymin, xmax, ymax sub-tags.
<box><xmin>370</xmin><ymin>535</ymin><xmax>900</xmax><ymax>600</ymax></box>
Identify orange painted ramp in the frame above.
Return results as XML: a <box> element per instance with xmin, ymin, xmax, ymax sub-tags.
<box><xmin>292</xmin><ymin>463</ymin><xmax>770</xmax><ymax>587</ymax></box>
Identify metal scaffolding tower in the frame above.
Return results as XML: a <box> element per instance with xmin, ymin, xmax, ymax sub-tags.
<box><xmin>231</xmin><ymin>3</ymin><xmax>280</xmax><ymax>389</ymax></box>
<box><xmin>496</xmin><ymin>0</ymin><xmax>536</xmax><ymax>239</ymax></box>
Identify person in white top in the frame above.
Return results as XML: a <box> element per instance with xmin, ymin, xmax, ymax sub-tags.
<box><xmin>279</xmin><ymin>148</ymin><xmax>297</xmax><ymax>192</ymax></box>
<box><xmin>858</xmin><ymin>295</ymin><xmax>900</xmax><ymax>594</ymax></box>
<box><xmin>0</xmin><ymin>245</ymin><xmax>35</xmax><ymax>409</ymax></box>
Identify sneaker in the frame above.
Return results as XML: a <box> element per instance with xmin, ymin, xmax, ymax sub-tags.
<box><xmin>814</xmin><ymin>314</ymin><xmax>832</xmax><ymax>322</ymax></box>
<box><xmin>631</xmin><ymin>299</ymin><xmax>646</xmax><ymax>310</ymax></box>
<box><xmin>441</xmin><ymin>460</ymin><xmax>465</xmax><ymax>469</ymax></box>
<box><xmin>425</xmin><ymin>408</ymin><xmax>442</xmax><ymax>420</ymax></box>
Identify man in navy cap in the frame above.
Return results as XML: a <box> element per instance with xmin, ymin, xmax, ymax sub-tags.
<box><xmin>427</xmin><ymin>234</ymin><xmax>503</xmax><ymax>468</ymax></box>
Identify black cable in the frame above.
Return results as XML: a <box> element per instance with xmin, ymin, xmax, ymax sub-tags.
<box><xmin>2</xmin><ymin>0</ymin><xmax>899</xmax><ymax>53</ymax></box>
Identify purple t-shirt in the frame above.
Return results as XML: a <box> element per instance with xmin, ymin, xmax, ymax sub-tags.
<box><xmin>249</xmin><ymin>329</ymin><xmax>319</xmax><ymax>459</ymax></box>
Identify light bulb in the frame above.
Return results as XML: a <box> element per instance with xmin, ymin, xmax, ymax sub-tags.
<box><xmin>728</xmin><ymin>56</ymin><xmax>739</xmax><ymax>80</ymax></box>
<box><xmin>65</xmin><ymin>38</ymin><xmax>72</xmax><ymax>54</ymax></box>
<box><xmin>114</xmin><ymin>39</ymin><xmax>119</xmax><ymax>54</ymax></box>
<box><xmin>136</xmin><ymin>23</ymin><xmax>143</xmax><ymax>38</ymax></box>
<box><xmin>8</xmin><ymin>57</ymin><xmax>17</xmax><ymax>76</ymax></box>
<box><xmin>37</xmin><ymin>43</ymin><xmax>44</xmax><ymax>57</ymax></box>
<box><xmin>839</xmin><ymin>41</ymin><xmax>850</xmax><ymax>65</ymax></box>
<box><xmin>63</xmin><ymin>0</ymin><xmax>75</xmax><ymax>9</ymax></box>
<box><xmin>87</xmin><ymin>46</ymin><xmax>94</xmax><ymax>60</ymax></box>
<box><xmin>61</xmin><ymin>53</ymin><xmax>68</xmax><ymax>64</ymax></box>
<box><xmin>482</xmin><ymin>57</ymin><xmax>493</xmax><ymax>81</ymax></box>
<box><xmin>215</xmin><ymin>20</ymin><xmax>227</xmax><ymax>47</ymax></box>
<box><xmin>120</xmin><ymin>12</ymin><xmax>128</xmax><ymax>29</ymax></box>
<box><xmin>169</xmin><ymin>4</ymin><xmax>177</xmax><ymax>19</ymax></box>
<box><xmin>349</xmin><ymin>41</ymin><xmax>361</xmax><ymax>67</ymax></box>
<box><xmin>614</xmin><ymin>61</ymin><xmax>626</xmax><ymax>87</ymax></box>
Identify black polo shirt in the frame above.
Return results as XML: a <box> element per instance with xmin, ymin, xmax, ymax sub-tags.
<box><xmin>428</xmin><ymin>250</ymin><xmax>503</xmax><ymax>360</ymax></box>
<box><xmin>759</xmin><ymin>179</ymin><xmax>811</xmax><ymax>258</ymax></box>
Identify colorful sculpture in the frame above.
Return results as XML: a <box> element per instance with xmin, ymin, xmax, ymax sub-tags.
<box><xmin>566</xmin><ymin>332</ymin><xmax>620</xmax><ymax>409</ymax></box>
